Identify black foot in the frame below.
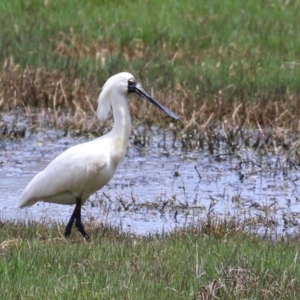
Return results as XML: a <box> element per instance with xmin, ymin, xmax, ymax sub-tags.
<box><xmin>64</xmin><ymin>227</ymin><xmax>72</xmax><ymax>238</ymax></box>
<box><xmin>75</xmin><ymin>219</ymin><xmax>90</xmax><ymax>240</ymax></box>
<box><xmin>63</xmin><ymin>197</ymin><xmax>89</xmax><ymax>240</ymax></box>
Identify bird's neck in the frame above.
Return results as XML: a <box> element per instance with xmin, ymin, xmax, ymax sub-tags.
<box><xmin>109</xmin><ymin>94</ymin><xmax>131</xmax><ymax>145</ymax></box>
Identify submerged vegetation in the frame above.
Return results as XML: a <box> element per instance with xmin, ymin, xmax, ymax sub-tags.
<box><xmin>1</xmin><ymin>0</ymin><xmax>300</xmax><ymax>298</ymax></box>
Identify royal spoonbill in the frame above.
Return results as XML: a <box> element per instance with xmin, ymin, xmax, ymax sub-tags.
<box><xmin>17</xmin><ymin>72</ymin><xmax>178</xmax><ymax>240</ymax></box>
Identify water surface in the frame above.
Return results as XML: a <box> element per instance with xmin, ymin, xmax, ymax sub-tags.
<box><xmin>1</xmin><ymin>123</ymin><xmax>300</xmax><ymax>237</ymax></box>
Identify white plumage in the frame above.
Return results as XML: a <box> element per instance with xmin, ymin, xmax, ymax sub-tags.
<box><xmin>18</xmin><ymin>72</ymin><xmax>178</xmax><ymax>240</ymax></box>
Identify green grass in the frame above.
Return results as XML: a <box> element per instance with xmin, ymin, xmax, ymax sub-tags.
<box><xmin>1</xmin><ymin>2</ymin><xmax>300</xmax><ymax>298</ymax></box>
<box><xmin>0</xmin><ymin>221</ymin><xmax>299</xmax><ymax>299</ymax></box>
<box><xmin>1</xmin><ymin>0</ymin><xmax>300</xmax><ymax>100</ymax></box>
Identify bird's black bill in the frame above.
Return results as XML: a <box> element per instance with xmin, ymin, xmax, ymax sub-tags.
<box><xmin>129</xmin><ymin>82</ymin><xmax>179</xmax><ymax>120</ymax></box>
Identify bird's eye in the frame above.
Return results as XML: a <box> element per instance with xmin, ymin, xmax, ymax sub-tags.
<box><xmin>128</xmin><ymin>78</ymin><xmax>135</xmax><ymax>86</ymax></box>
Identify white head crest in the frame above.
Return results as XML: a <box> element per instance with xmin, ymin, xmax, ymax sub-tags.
<box><xmin>97</xmin><ymin>72</ymin><xmax>134</xmax><ymax>120</ymax></box>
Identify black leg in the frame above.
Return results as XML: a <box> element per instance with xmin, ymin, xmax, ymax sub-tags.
<box><xmin>64</xmin><ymin>202</ymin><xmax>78</xmax><ymax>238</ymax></box>
<box><xmin>74</xmin><ymin>199</ymin><xmax>90</xmax><ymax>240</ymax></box>
<box><xmin>64</xmin><ymin>197</ymin><xmax>89</xmax><ymax>240</ymax></box>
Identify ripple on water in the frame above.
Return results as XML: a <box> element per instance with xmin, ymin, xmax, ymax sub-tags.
<box><xmin>1</xmin><ymin>126</ymin><xmax>300</xmax><ymax>237</ymax></box>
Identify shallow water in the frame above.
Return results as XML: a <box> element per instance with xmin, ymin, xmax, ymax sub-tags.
<box><xmin>1</xmin><ymin>123</ymin><xmax>300</xmax><ymax>237</ymax></box>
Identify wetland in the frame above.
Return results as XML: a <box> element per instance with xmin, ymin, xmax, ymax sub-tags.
<box><xmin>1</xmin><ymin>111</ymin><xmax>300</xmax><ymax>238</ymax></box>
<box><xmin>1</xmin><ymin>1</ymin><xmax>300</xmax><ymax>298</ymax></box>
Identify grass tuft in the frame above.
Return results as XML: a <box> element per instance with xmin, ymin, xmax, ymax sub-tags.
<box><xmin>0</xmin><ymin>0</ymin><xmax>300</xmax><ymax>133</ymax></box>
<box><xmin>1</xmin><ymin>220</ymin><xmax>300</xmax><ymax>299</ymax></box>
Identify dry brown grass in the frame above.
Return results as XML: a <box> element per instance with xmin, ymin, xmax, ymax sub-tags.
<box><xmin>197</xmin><ymin>265</ymin><xmax>297</xmax><ymax>299</ymax></box>
<box><xmin>1</xmin><ymin>60</ymin><xmax>300</xmax><ymax>141</ymax></box>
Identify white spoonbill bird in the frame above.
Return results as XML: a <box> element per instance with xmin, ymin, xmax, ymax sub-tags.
<box><xmin>17</xmin><ymin>72</ymin><xmax>178</xmax><ymax>240</ymax></box>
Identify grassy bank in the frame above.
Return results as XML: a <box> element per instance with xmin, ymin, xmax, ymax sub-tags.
<box><xmin>1</xmin><ymin>2</ymin><xmax>300</xmax><ymax>298</ymax></box>
<box><xmin>0</xmin><ymin>221</ymin><xmax>299</xmax><ymax>299</ymax></box>
<box><xmin>0</xmin><ymin>0</ymin><xmax>300</xmax><ymax>129</ymax></box>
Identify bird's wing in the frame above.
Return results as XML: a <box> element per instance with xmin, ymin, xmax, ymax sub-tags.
<box><xmin>18</xmin><ymin>143</ymin><xmax>107</xmax><ymax>208</ymax></box>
